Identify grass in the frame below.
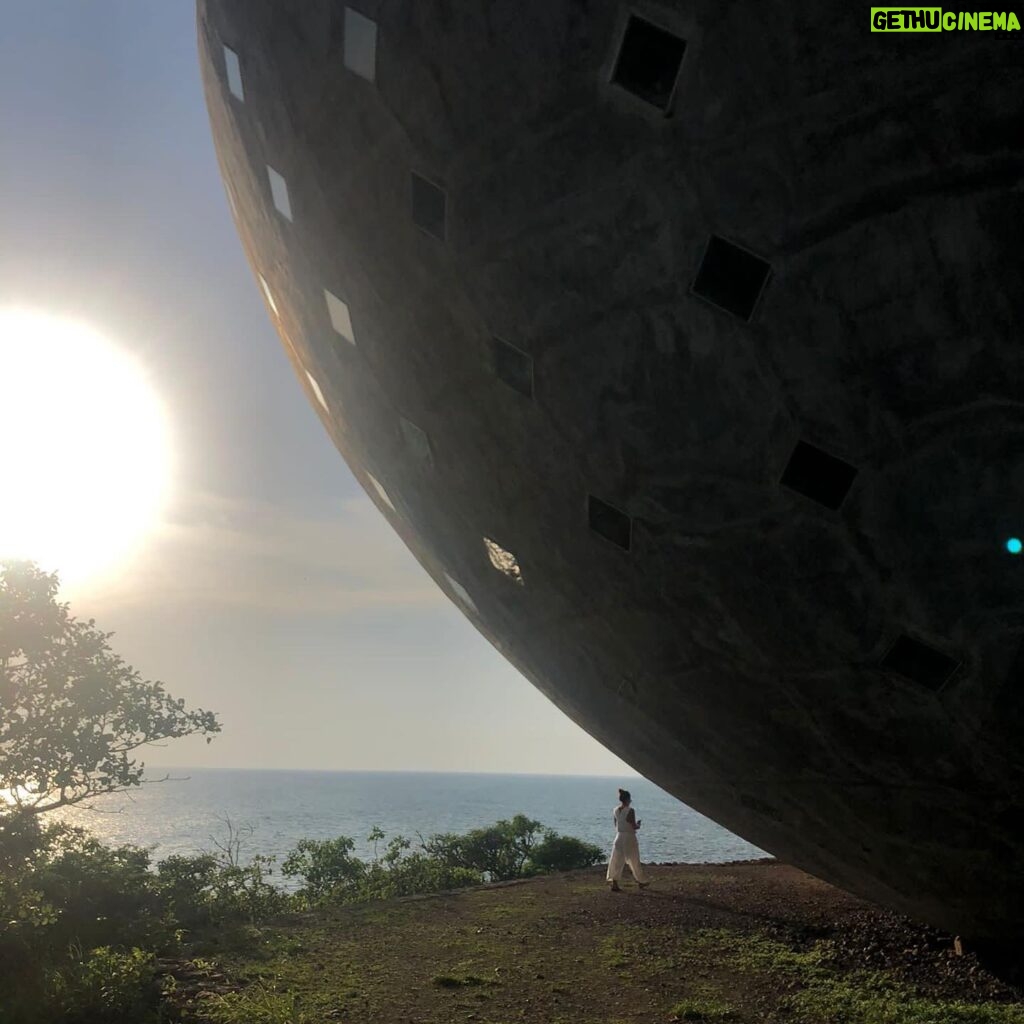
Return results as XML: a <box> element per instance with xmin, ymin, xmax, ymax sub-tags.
<box><xmin>197</xmin><ymin>982</ymin><xmax>312</xmax><ymax>1024</ymax></box>
<box><xmin>671</xmin><ymin>993</ymin><xmax>737</xmax><ymax>1020</ymax></box>
<box><xmin>684</xmin><ymin>929</ymin><xmax>1024</xmax><ymax>1024</ymax></box>
<box><xmin>175</xmin><ymin>864</ymin><xmax>1023</xmax><ymax>1024</ymax></box>
<box><xmin>598</xmin><ymin>924</ymin><xmax>682</xmax><ymax>976</ymax></box>
<box><xmin>786</xmin><ymin>972</ymin><xmax>1024</xmax><ymax>1024</ymax></box>
<box><xmin>685</xmin><ymin>927</ymin><xmax>832</xmax><ymax>975</ymax></box>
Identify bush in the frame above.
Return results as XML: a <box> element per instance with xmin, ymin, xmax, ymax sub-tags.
<box><xmin>155</xmin><ymin>853</ymin><xmax>222</xmax><ymax>930</ymax></box>
<box><xmin>207</xmin><ymin>856</ymin><xmax>288</xmax><ymax>927</ymax></box>
<box><xmin>32</xmin><ymin>828</ymin><xmax>168</xmax><ymax>952</ymax></box>
<box><xmin>0</xmin><ymin>811</ymin><xmax>610</xmax><ymax>1021</ymax></box>
<box><xmin>281</xmin><ymin>836</ymin><xmax>364</xmax><ymax>903</ymax></box>
<box><xmin>423</xmin><ymin>815</ymin><xmax>544</xmax><ymax>881</ymax></box>
<box><xmin>357</xmin><ymin>836</ymin><xmax>481</xmax><ymax>900</ymax></box>
<box><xmin>0</xmin><ymin>811</ymin><xmax>58</xmax><ymax>963</ymax></box>
<box><xmin>527</xmin><ymin>832</ymin><xmax>605</xmax><ymax>874</ymax></box>
<box><xmin>48</xmin><ymin>945</ymin><xmax>159</xmax><ymax>1023</ymax></box>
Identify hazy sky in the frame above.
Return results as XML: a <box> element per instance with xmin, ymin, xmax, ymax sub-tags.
<box><xmin>0</xmin><ymin>2</ymin><xmax>632</xmax><ymax>777</ymax></box>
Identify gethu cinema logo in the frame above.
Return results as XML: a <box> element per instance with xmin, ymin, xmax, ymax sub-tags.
<box><xmin>871</xmin><ymin>7</ymin><xmax>1021</xmax><ymax>29</ymax></box>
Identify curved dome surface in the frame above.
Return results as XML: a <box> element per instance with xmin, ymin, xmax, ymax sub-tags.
<box><xmin>197</xmin><ymin>0</ymin><xmax>1024</xmax><ymax>937</ymax></box>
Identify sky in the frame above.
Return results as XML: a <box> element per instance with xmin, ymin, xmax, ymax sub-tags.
<box><xmin>0</xmin><ymin>2</ymin><xmax>633</xmax><ymax>778</ymax></box>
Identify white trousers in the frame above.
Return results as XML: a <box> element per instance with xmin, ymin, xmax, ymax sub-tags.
<box><xmin>606</xmin><ymin>831</ymin><xmax>648</xmax><ymax>883</ymax></box>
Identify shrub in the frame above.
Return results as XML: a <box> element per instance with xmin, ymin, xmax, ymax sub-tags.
<box><xmin>527</xmin><ymin>832</ymin><xmax>605</xmax><ymax>874</ymax></box>
<box><xmin>208</xmin><ymin>856</ymin><xmax>288</xmax><ymax>927</ymax></box>
<box><xmin>357</xmin><ymin>837</ymin><xmax>481</xmax><ymax>900</ymax></box>
<box><xmin>155</xmin><ymin>852</ymin><xmax>222</xmax><ymax>930</ymax></box>
<box><xmin>31</xmin><ymin>827</ymin><xmax>168</xmax><ymax>953</ymax></box>
<box><xmin>423</xmin><ymin>815</ymin><xmax>543</xmax><ymax>881</ymax></box>
<box><xmin>48</xmin><ymin>945</ymin><xmax>159</xmax><ymax>1023</ymax></box>
<box><xmin>281</xmin><ymin>836</ymin><xmax>364</xmax><ymax>903</ymax></box>
<box><xmin>0</xmin><ymin>811</ymin><xmax>58</xmax><ymax>964</ymax></box>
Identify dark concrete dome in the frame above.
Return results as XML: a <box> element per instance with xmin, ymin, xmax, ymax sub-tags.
<box><xmin>197</xmin><ymin>0</ymin><xmax>1024</xmax><ymax>937</ymax></box>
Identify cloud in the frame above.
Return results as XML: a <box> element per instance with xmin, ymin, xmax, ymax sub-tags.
<box><xmin>82</xmin><ymin>490</ymin><xmax>446</xmax><ymax>617</ymax></box>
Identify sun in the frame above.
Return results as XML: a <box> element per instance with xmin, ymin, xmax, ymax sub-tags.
<box><xmin>0</xmin><ymin>308</ymin><xmax>173</xmax><ymax>590</ymax></box>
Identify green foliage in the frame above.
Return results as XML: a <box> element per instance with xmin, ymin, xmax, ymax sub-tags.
<box><xmin>0</xmin><ymin>819</ymin><xmax>290</xmax><ymax>1022</ymax></box>
<box><xmin>33</xmin><ymin>826</ymin><xmax>167</xmax><ymax>952</ymax></box>
<box><xmin>785</xmin><ymin>971</ymin><xmax>1024</xmax><ymax>1024</ymax></box>
<box><xmin>281</xmin><ymin>832</ymin><xmax>482</xmax><ymax>906</ymax></box>
<box><xmin>277</xmin><ymin>817</ymin><xmax>600</xmax><ymax>909</ymax></box>
<box><xmin>47</xmin><ymin>945</ymin><xmax>159</xmax><ymax>1023</ymax></box>
<box><xmin>207</xmin><ymin>856</ymin><xmax>289</xmax><ymax>927</ymax></box>
<box><xmin>527</xmin><ymin>831</ymin><xmax>604</xmax><ymax>874</ymax></box>
<box><xmin>685</xmin><ymin>929</ymin><xmax>1024</xmax><ymax>1024</ymax></box>
<box><xmin>197</xmin><ymin>981</ymin><xmax>313</xmax><ymax>1024</ymax></box>
<box><xmin>156</xmin><ymin>820</ymin><xmax>288</xmax><ymax>930</ymax></box>
<box><xmin>671</xmin><ymin>994</ymin><xmax>737</xmax><ymax>1020</ymax></box>
<box><xmin>423</xmin><ymin>814</ymin><xmax>544</xmax><ymax>881</ymax></box>
<box><xmin>155</xmin><ymin>852</ymin><xmax>222</xmax><ymax>929</ymax></box>
<box><xmin>357</xmin><ymin>835</ymin><xmax>482</xmax><ymax>900</ymax></box>
<box><xmin>281</xmin><ymin>836</ymin><xmax>364</xmax><ymax>902</ymax></box>
<box><xmin>0</xmin><ymin>798</ymin><xmax>606</xmax><ymax>1021</ymax></box>
<box><xmin>0</xmin><ymin>811</ymin><xmax>57</xmax><ymax>945</ymax></box>
<box><xmin>0</xmin><ymin>561</ymin><xmax>220</xmax><ymax>815</ymax></box>
<box><xmin>686</xmin><ymin>927</ymin><xmax>831</xmax><ymax>977</ymax></box>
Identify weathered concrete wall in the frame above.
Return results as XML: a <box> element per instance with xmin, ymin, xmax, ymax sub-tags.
<box><xmin>196</xmin><ymin>0</ymin><xmax>1024</xmax><ymax>937</ymax></box>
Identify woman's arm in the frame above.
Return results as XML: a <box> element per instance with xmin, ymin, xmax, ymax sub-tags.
<box><xmin>627</xmin><ymin>808</ymin><xmax>640</xmax><ymax>830</ymax></box>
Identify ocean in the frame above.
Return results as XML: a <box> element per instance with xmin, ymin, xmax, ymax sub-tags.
<box><xmin>53</xmin><ymin>768</ymin><xmax>768</xmax><ymax>888</ymax></box>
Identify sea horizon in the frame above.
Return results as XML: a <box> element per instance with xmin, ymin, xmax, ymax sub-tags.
<box><xmin>143</xmin><ymin>765</ymin><xmax>647</xmax><ymax>779</ymax></box>
<box><xmin>53</xmin><ymin>767</ymin><xmax>769</xmax><ymax>888</ymax></box>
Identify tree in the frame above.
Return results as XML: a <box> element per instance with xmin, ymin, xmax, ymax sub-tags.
<box><xmin>423</xmin><ymin>814</ymin><xmax>544</xmax><ymax>881</ymax></box>
<box><xmin>281</xmin><ymin>835</ymin><xmax>365</xmax><ymax>901</ymax></box>
<box><xmin>0</xmin><ymin>560</ymin><xmax>220</xmax><ymax>814</ymax></box>
<box><xmin>527</xmin><ymin>831</ymin><xmax>604</xmax><ymax>874</ymax></box>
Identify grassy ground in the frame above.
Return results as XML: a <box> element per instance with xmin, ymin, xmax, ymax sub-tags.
<box><xmin>165</xmin><ymin>862</ymin><xmax>1024</xmax><ymax>1024</ymax></box>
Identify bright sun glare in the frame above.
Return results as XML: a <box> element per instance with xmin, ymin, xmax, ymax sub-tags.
<box><xmin>0</xmin><ymin>308</ymin><xmax>173</xmax><ymax>589</ymax></box>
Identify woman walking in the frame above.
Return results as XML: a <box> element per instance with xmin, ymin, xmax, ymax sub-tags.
<box><xmin>606</xmin><ymin>787</ymin><xmax>649</xmax><ymax>892</ymax></box>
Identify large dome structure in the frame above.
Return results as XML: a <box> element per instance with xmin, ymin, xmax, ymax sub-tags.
<box><xmin>197</xmin><ymin>0</ymin><xmax>1024</xmax><ymax>937</ymax></box>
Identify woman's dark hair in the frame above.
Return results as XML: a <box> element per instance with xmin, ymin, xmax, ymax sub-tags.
<box><xmin>618</xmin><ymin>788</ymin><xmax>631</xmax><ymax>804</ymax></box>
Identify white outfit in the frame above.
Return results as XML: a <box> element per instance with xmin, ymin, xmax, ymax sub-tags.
<box><xmin>606</xmin><ymin>804</ymin><xmax>648</xmax><ymax>883</ymax></box>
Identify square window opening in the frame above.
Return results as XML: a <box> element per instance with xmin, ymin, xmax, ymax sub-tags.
<box><xmin>493</xmin><ymin>337</ymin><xmax>533</xmax><ymax>399</ymax></box>
<box><xmin>344</xmin><ymin>8</ymin><xmax>378</xmax><ymax>82</ymax></box>
<box><xmin>691</xmin><ymin>235</ymin><xmax>771</xmax><ymax>321</ymax></box>
<box><xmin>588</xmin><ymin>495</ymin><xmax>632</xmax><ymax>551</ymax></box>
<box><xmin>267</xmin><ymin>165</ymin><xmax>293</xmax><ymax>222</ymax></box>
<box><xmin>411</xmin><ymin>172</ymin><xmax>446</xmax><ymax>242</ymax></box>
<box><xmin>881</xmin><ymin>634</ymin><xmax>960</xmax><ymax>692</ymax></box>
<box><xmin>400</xmin><ymin>416</ymin><xmax>433</xmax><ymax>467</ymax></box>
<box><xmin>224</xmin><ymin>45</ymin><xmax>244</xmax><ymax>101</ymax></box>
<box><xmin>325</xmin><ymin>289</ymin><xmax>356</xmax><ymax>345</ymax></box>
<box><xmin>612</xmin><ymin>15</ymin><xmax>686</xmax><ymax>113</ymax></box>
<box><xmin>444</xmin><ymin>573</ymin><xmax>478</xmax><ymax>615</ymax></box>
<box><xmin>780</xmin><ymin>440</ymin><xmax>858</xmax><ymax>510</ymax></box>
